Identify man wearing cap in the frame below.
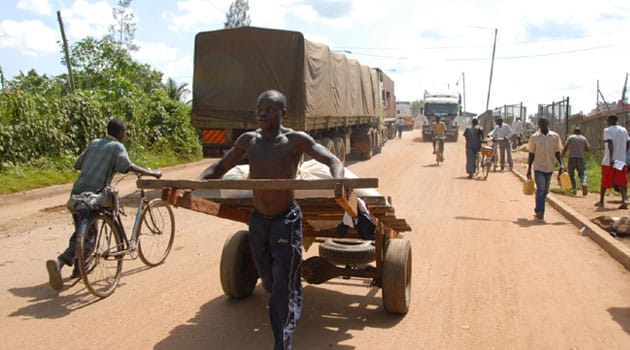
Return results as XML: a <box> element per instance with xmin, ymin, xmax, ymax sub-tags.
<box><xmin>562</xmin><ymin>126</ymin><xmax>590</xmax><ymax>195</ymax></box>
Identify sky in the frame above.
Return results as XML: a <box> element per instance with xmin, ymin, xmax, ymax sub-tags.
<box><xmin>1</xmin><ymin>0</ymin><xmax>629</xmax><ymax>116</ymax></box>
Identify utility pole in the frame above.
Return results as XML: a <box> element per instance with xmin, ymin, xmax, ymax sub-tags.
<box><xmin>486</xmin><ymin>28</ymin><xmax>497</xmax><ymax>112</ymax></box>
<box><xmin>622</xmin><ymin>73</ymin><xmax>628</xmax><ymax>125</ymax></box>
<box><xmin>57</xmin><ymin>10</ymin><xmax>74</xmax><ymax>92</ymax></box>
<box><xmin>462</xmin><ymin>72</ymin><xmax>466</xmax><ymax>113</ymax></box>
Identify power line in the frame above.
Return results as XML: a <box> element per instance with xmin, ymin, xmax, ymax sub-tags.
<box><xmin>446</xmin><ymin>43</ymin><xmax>620</xmax><ymax>61</ymax></box>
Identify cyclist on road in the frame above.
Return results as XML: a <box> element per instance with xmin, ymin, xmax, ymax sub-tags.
<box><xmin>488</xmin><ymin>117</ymin><xmax>514</xmax><ymax>171</ymax></box>
<box><xmin>46</xmin><ymin>119</ymin><xmax>161</xmax><ymax>291</ymax></box>
<box><xmin>432</xmin><ymin>116</ymin><xmax>447</xmax><ymax>161</ymax></box>
<box><xmin>463</xmin><ymin>118</ymin><xmax>484</xmax><ymax>178</ymax></box>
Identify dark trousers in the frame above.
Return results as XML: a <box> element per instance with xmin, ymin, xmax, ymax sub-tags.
<box><xmin>466</xmin><ymin>146</ymin><xmax>480</xmax><ymax>174</ymax></box>
<box><xmin>498</xmin><ymin>139</ymin><xmax>513</xmax><ymax>169</ymax></box>
<box><xmin>568</xmin><ymin>157</ymin><xmax>586</xmax><ymax>190</ymax></box>
<box><xmin>249</xmin><ymin>203</ymin><xmax>303</xmax><ymax>350</ymax></box>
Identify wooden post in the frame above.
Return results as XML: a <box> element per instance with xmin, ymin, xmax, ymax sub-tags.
<box><xmin>57</xmin><ymin>11</ymin><xmax>74</xmax><ymax>92</ymax></box>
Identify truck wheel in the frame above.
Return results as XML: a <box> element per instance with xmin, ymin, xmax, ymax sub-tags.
<box><xmin>319</xmin><ymin>238</ymin><xmax>376</xmax><ymax>266</ymax></box>
<box><xmin>332</xmin><ymin>137</ymin><xmax>346</xmax><ymax>164</ymax></box>
<box><xmin>381</xmin><ymin>238</ymin><xmax>411</xmax><ymax>314</ymax></box>
<box><xmin>319</xmin><ymin>137</ymin><xmax>335</xmax><ymax>154</ymax></box>
<box><xmin>220</xmin><ymin>230</ymin><xmax>258</xmax><ymax>299</ymax></box>
<box><xmin>373</xmin><ymin>129</ymin><xmax>382</xmax><ymax>154</ymax></box>
<box><xmin>361</xmin><ymin>131</ymin><xmax>374</xmax><ymax>160</ymax></box>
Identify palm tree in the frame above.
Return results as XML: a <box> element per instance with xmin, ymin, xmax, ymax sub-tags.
<box><xmin>164</xmin><ymin>77</ymin><xmax>190</xmax><ymax>103</ymax></box>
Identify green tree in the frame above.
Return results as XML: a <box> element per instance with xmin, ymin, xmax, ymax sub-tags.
<box><xmin>411</xmin><ymin>99</ymin><xmax>424</xmax><ymax>116</ymax></box>
<box><xmin>224</xmin><ymin>0</ymin><xmax>251</xmax><ymax>28</ymax></box>
<box><xmin>164</xmin><ymin>78</ymin><xmax>190</xmax><ymax>103</ymax></box>
<box><xmin>108</xmin><ymin>0</ymin><xmax>138</xmax><ymax>51</ymax></box>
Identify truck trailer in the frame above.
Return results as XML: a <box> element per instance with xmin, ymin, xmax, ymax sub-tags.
<box><xmin>192</xmin><ymin>27</ymin><xmax>396</xmax><ymax>163</ymax></box>
<box><xmin>421</xmin><ymin>90</ymin><xmax>461</xmax><ymax>142</ymax></box>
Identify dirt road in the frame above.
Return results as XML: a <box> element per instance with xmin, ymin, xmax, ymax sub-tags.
<box><xmin>1</xmin><ymin>128</ymin><xmax>629</xmax><ymax>349</ymax></box>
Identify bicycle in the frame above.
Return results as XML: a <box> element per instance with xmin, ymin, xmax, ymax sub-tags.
<box><xmin>434</xmin><ymin>136</ymin><xmax>446</xmax><ymax>165</ymax></box>
<box><xmin>479</xmin><ymin>139</ymin><xmax>496</xmax><ymax>179</ymax></box>
<box><xmin>75</xmin><ymin>174</ymin><xmax>175</xmax><ymax>298</ymax></box>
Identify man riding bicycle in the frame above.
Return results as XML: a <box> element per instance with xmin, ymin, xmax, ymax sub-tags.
<box><xmin>432</xmin><ymin>116</ymin><xmax>447</xmax><ymax>161</ymax></box>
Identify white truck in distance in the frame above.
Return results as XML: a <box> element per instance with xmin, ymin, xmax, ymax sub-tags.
<box><xmin>421</xmin><ymin>90</ymin><xmax>461</xmax><ymax>142</ymax></box>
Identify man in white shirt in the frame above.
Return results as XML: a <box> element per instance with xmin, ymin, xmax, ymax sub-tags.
<box><xmin>512</xmin><ymin>117</ymin><xmax>524</xmax><ymax>147</ymax></box>
<box><xmin>595</xmin><ymin>115</ymin><xmax>630</xmax><ymax>209</ymax></box>
<box><xmin>488</xmin><ymin>117</ymin><xmax>513</xmax><ymax>170</ymax></box>
<box><xmin>527</xmin><ymin>118</ymin><xmax>565</xmax><ymax>221</ymax></box>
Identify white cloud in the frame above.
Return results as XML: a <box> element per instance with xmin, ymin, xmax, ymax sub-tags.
<box><xmin>63</xmin><ymin>0</ymin><xmax>112</xmax><ymax>39</ymax></box>
<box><xmin>17</xmin><ymin>0</ymin><xmax>52</xmax><ymax>16</ymax></box>
<box><xmin>0</xmin><ymin>19</ymin><xmax>58</xmax><ymax>56</ymax></box>
<box><xmin>133</xmin><ymin>41</ymin><xmax>179</xmax><ymax>63</ymax></box>
<box><xmin>163</xmin><ymin>0</ymin><xmax>232</xmax><ymax>33</ymax></box>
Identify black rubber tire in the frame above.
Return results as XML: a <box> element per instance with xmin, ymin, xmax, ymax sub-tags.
<box><xmin>318</xmin><ymin>137</ymin><xmax>335</xmax><ymax>154</ymax></box>
<box><xmin>381</xmin><ymin>238</ymin><xmax>412</xmax><ymax>314</ymax></box>
<box><xmin>138</xmin><ymin>199</ymin><xmax>175</xmax><ymax>267</ymax></box>
<box><xmin>77</xmin><ymin>214</ymin><xmax>123</xmax><ymax>298</ymax></box>
<box><xmin>332</xmin><ymin>137</ymin><xmax>346</xmax><ymax>165</ymax></box>
<box><xmin>373</xmin><ymin>129</ymin><xmax>382</xmax><ymax>154</ymax></box>
<box><xmin>220</xmin><ymin>230</ymin><xmax>258</xmax><ymax>299</ymax></box>
<box><xmin>318</xmin><ymin>238</ymin><xmax>376</xmax><ymax>266</ymax></box>
<box><xmin>361</xmin><ymin>131</ymin><xmax>374</xmax><ymax>160</ymax></box>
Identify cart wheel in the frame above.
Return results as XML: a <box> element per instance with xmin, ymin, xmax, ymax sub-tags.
<box><xmin>220</xmin><ymin>230</ymin><xmax>258</xmax><ymax>299</ymax></box>
<box><xmin>381</xmin><ymin>238</ymin><xmax>411</xmax><ymax>314</ymax></box>
<box><xmin>318</xmin><ymin>238</ymin><xmax>375</xmax><ymax>266</ymax></box>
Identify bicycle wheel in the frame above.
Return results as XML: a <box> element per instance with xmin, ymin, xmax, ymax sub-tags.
<box><xmin>138</xmin><ymin>198</ymin><xmax>175</xmax><ymax>267</ymax></box>
<box><xmin>482</xmin><ymin>155</ymin><xmax>491</xmax><ymax>179</ymax></box>
<box><xmin>76</xmin><ymin>213</ymin><xmax>123</xmax><ymax>298</ymax></box>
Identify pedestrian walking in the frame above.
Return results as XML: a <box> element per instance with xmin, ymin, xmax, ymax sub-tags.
<box><xmin>46</xmin><ymin>119</ymin><xmax>161</xmax><ymax>290</ymax></box>
<box><xmin>594</xmin><ymin>115</ymin><xmax>630</xmax><ymax>209</ymax></box>
<box><xmin>199</xmin><ymin>90</ymin><xmax>344</xmax><ymax>350</ymax></box>
<box><xmin>562</xmin><ymin>126</ymin><xmax>590</xmax><ymax>195</ymax></box>
<box><xmin>396</xmin><ymin>117</ymin><xmax>405</xmax><ymax>139</ymax></box>
<box><xmin>463</xmin><ymin>117</ymin><xmax>484</xmax><ymax>178</ymax></box>
<box><xmin>512</xmin><ymin>117</ymin><xmax>524</xmax><ymax>148</ymax></box>
<box><xmin>526</xmin><ymin>118</ymin><xmax>565</xmax><ymax>221</ymax></box>
<box><xmin>488</xmin><ymin>117</ymin><xmax>514</xmax><ymax>171</ymax></box>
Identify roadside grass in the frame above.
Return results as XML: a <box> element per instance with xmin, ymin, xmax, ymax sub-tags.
<box><xmin>0</xmin><ymin>149</ymin><xmax>202</xmax><ymax>195</ymax></box>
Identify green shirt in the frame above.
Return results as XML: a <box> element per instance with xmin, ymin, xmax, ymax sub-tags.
<box><xmin>71</xmin><ymin>136</ymin><xmax>132</xmax><ymax>195</ymax></box>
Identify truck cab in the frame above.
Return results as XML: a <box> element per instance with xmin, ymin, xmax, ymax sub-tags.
<box><xmin>421</xmin><ymin>91</ymin><xmax>461</xmax><ymax>142</ymax></box>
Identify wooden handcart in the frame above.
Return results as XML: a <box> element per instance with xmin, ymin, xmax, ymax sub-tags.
<box><xmin>137</xmin><ymin>178</ymin><xmax>412</xmax><ymax>314</ymax></box>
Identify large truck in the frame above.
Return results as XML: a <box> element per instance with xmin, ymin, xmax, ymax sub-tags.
<box><xmin>421</xmin><ymin>90</ymin><xmax>461</xmax><ymax>142</ymax></box>
<box><xmin>192</xmin><ymin>27</ymin><xmax>396</xmax><ymax>163</ymax></box>
<box><xmin>396</xmin><ymin>101</ymin><xmax>414</xmax><ymax>130</ymax></box>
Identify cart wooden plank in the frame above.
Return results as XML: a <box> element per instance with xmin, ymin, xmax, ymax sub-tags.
<box><xmin>138</xmin><ymin>178</ymin><xmax>378</xmax><ymax>190</ymax></box>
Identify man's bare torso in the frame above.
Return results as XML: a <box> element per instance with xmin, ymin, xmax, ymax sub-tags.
<box><xmin>244</xmin><ymin>129</ymin><xmax>302</xmax><ymax>216</ymax></box>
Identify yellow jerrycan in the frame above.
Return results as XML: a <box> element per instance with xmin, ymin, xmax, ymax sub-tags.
<box><xmin>523</xmin><ymin>179</ymin><xmax>535</xmax><ymax>195</ymax></box>
<box><xmin>559</xmin><ymin>172</ymin><xmax>572</xmax><ymax>191</ymax></box>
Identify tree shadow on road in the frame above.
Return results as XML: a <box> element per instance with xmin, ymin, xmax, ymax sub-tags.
<box><xmin>608</xmin><ymin>307</ymin><xmax>630</xmax><ymax>335</ymax></box>
<box><xmin>154</xmin><ymin>282</ymin><xmax>404</xmax><ymax>349</ymax></box>
<box><xmin>455</xmin><ymin>215</ymin><xmax>569</xmax><ymax>228</ymax></box>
